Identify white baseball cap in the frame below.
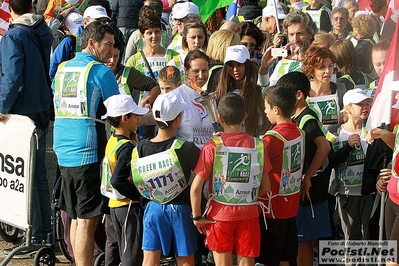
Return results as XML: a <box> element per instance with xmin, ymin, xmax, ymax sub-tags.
<box><xmin>343</xmin><ymin>88</ymin><xmax>372</xmax><ymax>107</ymax></box>
<box><xmin>262</xmin><ymin>5</ymin><xmax>287</xmax><ymax>19</ymax></box>
<box><xmin>104</xmin><ymin>95</ymin><xmax>149</xmax><ymax>117</ymax></box>
<box><xmin>172</xmin><ymin>2</ymin><xmax>199</xmax><ymax>20</ymax></box>
<box><xmin>83</xmin><ymin>5</ymin><xmax>111</xmax><ymax>20</ymax></box>
<box><xmin>152</xmin><ymin>93</ymin><xmax>188</xmax><ymax>126</ymax></box>
<box><xmin>224</xmin><ymin>45</ymin><xmax>250</xmax><ymax>64</ymax></box>
<box><xmin>65</xmin><ymin>12</ymin><xmax>83</xmax><ymax>34</ymax></box>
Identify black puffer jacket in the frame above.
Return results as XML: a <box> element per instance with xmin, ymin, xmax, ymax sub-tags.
<box><xmin>237</xmin><ymin>5</ymin><xmax>262</xmax><ymax>20</ymax></box>
<box><xmin>111</xmin><ymin>0</ymin><xmax>144</xmax><ymax>29</ymax></box>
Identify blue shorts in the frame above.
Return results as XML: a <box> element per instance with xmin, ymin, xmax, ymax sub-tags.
<box><xmin>296</xmin><ymin>200</ymin><xmax>332</xmax><ymax>242</ymax></box>
<box><xmin>142</xmin><ymin>201</ymin><xmax>197</xmax><ymax>256</ymax></box>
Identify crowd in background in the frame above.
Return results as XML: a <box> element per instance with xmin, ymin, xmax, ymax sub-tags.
<box><xmin>0</xmin><ymin>0</ymin><xmax>398</xmax><ymax>265</ymax></box>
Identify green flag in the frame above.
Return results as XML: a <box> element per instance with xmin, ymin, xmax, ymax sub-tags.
<box><xmin>192</xmin><ymin>0</ymin><xmax>232</xmax><ymax>22</ymax></box>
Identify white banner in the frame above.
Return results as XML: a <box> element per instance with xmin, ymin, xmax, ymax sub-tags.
<box><xmin>319</xmin><ymin>240</ymin><xmax>397</xmax><ymax>264</ymax></box>
<box><xmin>0</xmin><ymin>114</ymin><xmax>36</xmax><ymax>230</ymax></box>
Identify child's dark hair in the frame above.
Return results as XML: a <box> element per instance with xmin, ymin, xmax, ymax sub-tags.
<box><xmin>277</xmin><ymin>72</ymin><xmax>311</xmax><ymax>98</ymax></box>
<box><xmin>10</xmin><ymin>0</ymin><xmax>31</xmax><ymax>15</ymax></box>
<box><xmin>218</xmin><ymin>93</ymin><xmax>246</xmax><ymax>125</ymax></box>
<box><xmin>264</xmin><ymin>85</ymin><xmax>296</xmax><ymax>118</ymax></box>
<box><xmin>158</xmin><ymin>66</ymin><xmax>181</xmax><ymax>85</ymax></box>
<box><xmin>108</xmin><ymin>114</ymin><xmax>132</xmax><ymax>128</ymax></box>
<box><xmin>154</xmin><ymin>112</ymin><xmax>180</xmax><ymax>129</ymax></box>
<box><xmin>215</xmin><ymin>59</ymin><xmax>265</xmax><ymax>136</ymax></box>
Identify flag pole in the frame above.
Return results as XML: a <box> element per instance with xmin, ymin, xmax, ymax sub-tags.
<box><xmin>272</xmin><ymin>0</ymin><xmax>281</xmax><ymax>33</ymax></box>
<box><xmin>378</xmin><ymin>122</ymin><xmax>390</xmax><ymax>266</ymax></box>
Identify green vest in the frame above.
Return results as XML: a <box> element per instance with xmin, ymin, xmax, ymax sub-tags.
<box><xmin>53</xmin><ymin>61</ymin><xmax>101</xmax><ymax>120</ymax></box>
<box><xmin>330</xmin><ymin>126</ymin><xmax>368</xmax><ymax>191</ymax></box>
<box><xmin>131</xmin><ymin>140</ymin><xmax>187</xmax><ymax>204</ymax></box>
<box><xmin>265</xmin><ymin>129</ymin><xmax>305</xmax><ymax>196</ymax></box>
<box><xmin>101</xmin><ymin>137</ymin><xmax>130</xmax><ymax>200</ymax></box>
<box><xmin>211</xmin><ymin>137</ymin><xmax>264</xmax><ymax>205</ymax></box>
<box><xmin>302</xmin><ymin>5</ymin><xmax>329</xmax><ymax>30</ymax></box>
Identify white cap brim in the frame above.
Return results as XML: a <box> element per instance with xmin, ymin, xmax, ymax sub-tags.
<box><xmin>132</xmin><ymin>106</ymin><xmax>149</xmax><ymax>115</ymax></box>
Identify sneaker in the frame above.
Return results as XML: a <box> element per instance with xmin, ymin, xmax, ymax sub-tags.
<box><xmin>3</xmin><ymin>245</ymin><xmax>40</xmax><ymax>259</ymax></box>
<box><xmin>3</xmin><ymin>236</ymin><xmax>26</xmax><ymax>255</ymax></box>
<box><xmin>3</xmin><ymin>237</ymin><xmax>43</xmax><ymax>258</ymax></box>
<box><xmin>206</xmin><ymin>251</ymin><xmax>215</xmax><ymax>266</ymax></box>
<box><xmin>12</xmin><ymin>248</ymin><xmax>39</xmax><ymax>259</ymax></box>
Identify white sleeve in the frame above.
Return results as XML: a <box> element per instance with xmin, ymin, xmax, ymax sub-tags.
<box><xmin>257</xmin><ymin>72</ymin><xmax>270</xmax><ymax>87</ymax></box>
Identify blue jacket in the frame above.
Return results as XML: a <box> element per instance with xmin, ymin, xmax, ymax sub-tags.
<box><xmin>49</xmin><ymin>25</ymin><xmax>83</xmax><ymax>80</ymax></box>
<box><xmin>0</xmin><ymin>14</ymin><xmax>53</xmax><ymax>129</ymax></box>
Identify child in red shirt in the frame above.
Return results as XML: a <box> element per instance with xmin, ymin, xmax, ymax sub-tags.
<box><xmin>190</xmin><ymin>93</ymin><xmax>271</xmax><ymax>266</ymax></box>
<box><xmin>257</xmin><ymin>84</ymin><xmax>304</xmax><ymax>266</ymax></box>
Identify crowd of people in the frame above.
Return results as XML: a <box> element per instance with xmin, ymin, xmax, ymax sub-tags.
<box><xmin>0</xmin><ymin>0</ymin><xmax>398</xmax><ymax>265</ymax></box>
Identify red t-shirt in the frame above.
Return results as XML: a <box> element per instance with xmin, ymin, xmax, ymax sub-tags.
<box><xmin>259</xmin><ymin>122</ymin><xmax>302</xmax><ymax>219</ymax></box>
<box><xmin>194</xmin><ymin>132</ymin><xmax>272</xmax><ymax>221</ymax></box>
<box><xmin>387</xmin><ymin>177</ymin><xmax>399</xmax><ymax>205</ymax></box>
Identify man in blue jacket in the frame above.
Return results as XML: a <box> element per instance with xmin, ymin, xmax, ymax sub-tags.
<box><xmin>0</xmin><ymin>0</ymin><xmax>53</xmax><ymax>257</ymax></box>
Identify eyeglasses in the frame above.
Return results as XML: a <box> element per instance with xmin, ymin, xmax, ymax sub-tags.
<box><xmin>240</xmin><ymin>42</ymin><xmax>256</xmax><ymax>48</ymax></box>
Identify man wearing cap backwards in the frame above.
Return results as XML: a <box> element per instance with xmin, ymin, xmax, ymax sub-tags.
<box><xmin>49</xmin><ymin>5</ymin><xmax>110</xmax><ymax>80</ymax></box>
<box><xmin>260</xmin><ymin>4</ymin><xmax>287</xmax><ymax>48</ymax></box>
<box><xmin>52</xmin><ymin>21</ymin><xmax>119</xmax><ymax>266</ymax></box>
<box><xmin>0</xmin><ymin>0</ymin><xmax>53</xmax><ymax>257</ymax></box>
<box><xmin>167</xmin><ymin>1</ymin><xmax>199</xmax><ymax>54</ymax></box>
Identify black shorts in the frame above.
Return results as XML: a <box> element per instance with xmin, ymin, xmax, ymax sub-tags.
<box><xmin>256</xmin><ymin>216</ymin><xmax>298</xmax><ymax>266</ymax></box>
<box><xmin>59</xmin><ymin>162</ymin><xmax>103</xmax><ymax>219</ymax></box>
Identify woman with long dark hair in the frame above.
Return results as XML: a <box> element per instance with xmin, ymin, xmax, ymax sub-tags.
<box><xmin>215</xmin><ymin>45</ymin><xmax>269</xmax><ymax>136</ymax></box>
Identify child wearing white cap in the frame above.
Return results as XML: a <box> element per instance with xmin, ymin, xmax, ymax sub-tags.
<box><xmin>327</xmin><ymin>88</ymin><xmax>373</xmax><ymax>241</ymax></box>
<box><xmin>131</xmin><ymin>93</ymin><xmax>201</xmax><ymax>266</ymax></box>
<box><xmin>102</xmin><ymin>94</ymin><xmax>149</xmax><ymax>266</ymax></box>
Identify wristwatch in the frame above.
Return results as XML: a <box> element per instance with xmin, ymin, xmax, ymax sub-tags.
<box><xmin>190</xmin><ymin>214</ymin><xmax>202</xmax><ymax>221</ymax></box>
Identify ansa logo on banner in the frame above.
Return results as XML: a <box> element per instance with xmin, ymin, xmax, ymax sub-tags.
<box><xmin>0</xmin><ymin>115</ymin><xmax>36</xmax><ymax>230</ymax></box>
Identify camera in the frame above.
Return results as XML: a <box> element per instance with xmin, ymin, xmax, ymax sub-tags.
<box><xmin>271</xmin><ymin>48</ymin><xmax>291</xmax><ymax>57</ymax></box>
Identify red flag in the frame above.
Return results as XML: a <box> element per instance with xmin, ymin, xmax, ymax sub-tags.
<box><xmin>357</xmin><ymin>0</ymin><xmax>372</xmax><ymax>11</ymax></box>
<box><xmin>384</xmin><ymin>0</ymin><xmax>399</xmax><ymax>22</ymax></box>
<box><xmin>0</xmin><ymin>0</ymin><xmax>10</xmax><ymax>36</ymax></box>
<box><xmin>366</xmin><ymin>13</ymin><xmax>399</xmax><ymax>131</ymax></box>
